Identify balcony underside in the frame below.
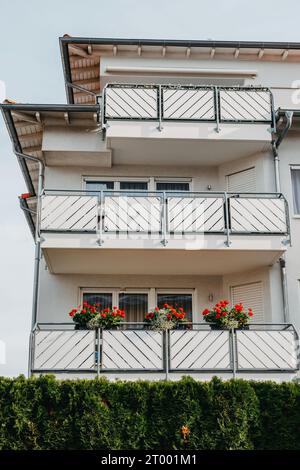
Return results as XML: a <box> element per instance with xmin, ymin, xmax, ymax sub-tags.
<box><xmin>43</xmin><ymin>242</ymin><xmax>284</xmax><ymax>275</ymax></box>
<box><xmin>106</xmin><ymin>121</ymin><xmax>271</xmax><ymax>166</ymax></box>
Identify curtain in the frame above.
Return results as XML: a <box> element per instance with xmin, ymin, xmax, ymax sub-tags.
<box><xmin>156</xmin><ymin>182</ymin><xmax>190</xmax><ymax>192</ymax></box>
<box><xmin>291</xmin><ymin>169</ymin><xmax>300</xmax><ymax>215</ymax></box>
<box><xmin>82</xmin><ymin>293</ymin><xmax>112</xmax><ymax>309</ymax></box>
<box><xmin>120</xmin><ymin>181</ymin><xmax>148</xmax><ymax>190</ymax></box>
<box><xmin>119</xmin><ymin>293</ymin><xmax>148</xmax><ymax>325</ymax></box>
<box><xmin>157</xmin><ymin>293</ymin><xmax>193</xmax><ymax>321</ymax></box>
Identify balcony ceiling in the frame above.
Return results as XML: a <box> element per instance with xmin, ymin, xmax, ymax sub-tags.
<box><xmin>43</xmin><ymin>246</ymin><xmax>284</xmax><ymax>276</ymax></box>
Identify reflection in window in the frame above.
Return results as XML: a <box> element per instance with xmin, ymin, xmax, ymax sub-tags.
<box><xmin>82</xmin><ymin>292</ymin><xmax>112</xmax><ymax>309</ymax></box>
<box><xmin>157</xmin><ymin>293</ymin><xmax>192</xmax><ymax>321</ymax></box>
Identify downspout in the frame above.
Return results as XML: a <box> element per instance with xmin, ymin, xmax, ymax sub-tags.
<box><xmin>15</xmin><ymin>151</ymin><xmax>45</xmax><ymax>376</ymax></box>
<box><xmin>272</xmin><ymin>110</ymin><xmax>293</xmax><ymax>323</ymax></box>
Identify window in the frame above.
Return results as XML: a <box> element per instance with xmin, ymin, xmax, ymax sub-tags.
<box><xmin>157</xmin><ymin>293</ymin><xmax>193</xmax><ymax>321</ymax></box>
<box><xmin>119</xmin><ymin>293</ymin><xmax>148</xmax><ymax>323</ymax></box>
<box><xmin>120</xmin><ymin>181</ymin><xmax>148</xmax><ymax>191</ymax></box>
<box><xmin>231</xmin><ymin>281</ymin><xmax>264</xmax><ymax>322</ymax></box>
<box><xmin>84</xmin><ymin>179</ymin><xmax>149</xmax><ymax>193</ymax></box>
<box><xmin>291</xmin><ymin>167</ymin><xmax>300</xmax><ymax>215</ymax></box>
<box><xmin>156</xmin><ymin>182</ymin><xmax>190</xmax><ymax>192</ymax></box>
<box><xmin>85</xmin><ymin>181</ymin><xmax>114</xmax><ymax>192</ymax></box>
<box><xmin>83</xmin><ymin>292</ymin><xmax>112</xmax><ymax>309</ymax></box>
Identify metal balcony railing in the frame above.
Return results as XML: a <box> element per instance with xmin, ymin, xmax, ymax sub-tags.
<box><xmin>30</xmin><ymin>323</ymin><xmax>299</xmax><ymax>377</ymax></box>
<box><xmin>102</xmin><ymin>84</ymin><xmax>274</xmax><ymax>128</ymax></box>
<box><xmin>40</xmin><ymin>190</ymin><xmax>290</xmax><ymax>246</ymax></box>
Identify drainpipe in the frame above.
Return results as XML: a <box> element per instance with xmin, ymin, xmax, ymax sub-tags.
<box><xmin>15</xmin><ymin>152</ymin><xmax>45</xmax><ymax>375</ymax></box>
<box><xmin>272</xmin><ymin>111</ymin><xmax>293</xmax><ymax>323</ymax></box>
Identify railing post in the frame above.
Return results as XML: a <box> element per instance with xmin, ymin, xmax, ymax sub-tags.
<box><xmin>157</xmin><ymin>85</ymin><xmax>163</xmax><ymax>132</ymax></box>
<box><xmin>165</xmin><ymin>329</ymin><xmax>169</xmax><ymax>380</ymax></box>
<box><xmin>214</xmin><ymin>86</ymin><xmax>221</xmax><ymax>133</ymax></box>
<box><xmin>97</xmin><ymin>190</ymin><xmax>103</xmax><ymax>246</ymax></box>
<box><xmin>96</xmin><ymin>328</ymin><xmax>101</xmax><ymax>377</ymax></box>
<box><xmin>231</xmin><ymin>328</ymin><xmax>237</xmax><ymax>379</ymax></box>
<box><xmin>224</xmin><ymin>192</ymin><xmax>231</xmax><ymax>247</ymax></box>
<box><xmin>161</xmin><ymin>191</ymin><xmax>168</xmax><ymax>246</ymax></box>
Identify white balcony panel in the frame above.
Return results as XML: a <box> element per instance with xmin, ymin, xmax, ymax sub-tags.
<box><xmin>236</xmin><ymin>330</ymin><xmax>298</xmax><ymax>370</ymax></box>
<box><xmin>163</xmin><ymin>88</ymin><xmax>214</xmax><ymax>120</ymax></box>
<box><xmin>41</xmin><ymin>195</ymin><xmax>97</xmax><ymax>231</ymax></box>
<box><xmin>33</xmin><ymin>330</ymin><xmax>95</xmax><ymax>370</ymax></box>
<box><xmin>102</xmin><ymin>330</ymin><xmax>163</xmax><ymax>370</ymax></box>
<box><xmin>167</xmin><ymin>196</ymin><xmax>224</xmax><ymax>233</ymax></box>
<box><xmin>169</xmin><ymin>330</ymin><xmax>231</xmax><ymax>370</ymax></box>
<box><xmin>229</xmin><ymin>197</ymin><xmax>287</xmax><ymax>234</ymax></box>
<box><xmin>103</xmin><ymin>195</ymin><xmax>161</xmax><ymax>233</ymax></box>
<box><xmin>219</xmin><ymin>89</ymin><xmax>272</xmax><ymax>122</ymax></box>
<box><xmin>105</xmin><ymin>86</ymin><xmax>158</xmax><ymax>119</ymax></box>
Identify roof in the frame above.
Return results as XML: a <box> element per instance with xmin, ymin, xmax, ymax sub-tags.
<box><xmin>0</xmin><ymin>103</ymin><xmax>100</xmax><ymax>195</ymax></box>
<box><xmin>60</xmin><ymin>36</ymin><xmax>300</xmax><ymax>104</ymax></box>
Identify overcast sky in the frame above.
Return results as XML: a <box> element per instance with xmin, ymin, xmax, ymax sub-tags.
<box><xmin>1</xmin><ymin>0</ymin><xmax>300</xmax><ymax>377</ymax></box>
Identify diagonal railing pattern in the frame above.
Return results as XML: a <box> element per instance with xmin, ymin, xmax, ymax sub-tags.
<box><xmin>40</xmin><ymin>190</ymin><xmax>289</xmax><ymax>242</ymax></box>
<box><xmin>229</xmin><ymin>196</ymin><xmax>288</xmax><ymax>234</ymax></box>
<box><xmin>31</xmin><ymin>324</ymin><xmax>299</xmax><ymax>375</ymax></box>
<box><xmin>101</xmin><ymin>330</ymin><xmax>164</xmax><ymax>370</ymax></box>
<box><xmin>103</xmin><ymin>84</ymin><xmax>273</xmax><ymax>124</ymax></box>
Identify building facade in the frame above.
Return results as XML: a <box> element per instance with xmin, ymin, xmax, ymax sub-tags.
<box><xmin>2</xmin><ymin>36</ymin><xmax>300</xmax><ymax>381</ymax></box>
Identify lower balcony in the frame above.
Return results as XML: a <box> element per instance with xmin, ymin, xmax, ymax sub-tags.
<box><xmin>40</xmin><ymin>190</ymin><xmax>289</xmax><ymax>275</ymax></box>
<box><xmin>30</xmin><ymin>323</ymin><xmax>299</xmax><ymax>381</ymax></box>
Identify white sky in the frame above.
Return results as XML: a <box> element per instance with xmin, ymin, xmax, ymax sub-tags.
<box><xmin>1</xmin><ymin>0</ymin><xmax>300</xmax><ymax>376</ymax></box>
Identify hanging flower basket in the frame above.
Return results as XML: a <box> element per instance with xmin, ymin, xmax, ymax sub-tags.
<box><xmin>144</xmin><ymin>304</ymin><xmax>187</xmax><ymax>330</ymax></box>
<box><xmin>202</xmin><ymin>300</ymin><xmax>253</xmax><ymax>330</ymax></box>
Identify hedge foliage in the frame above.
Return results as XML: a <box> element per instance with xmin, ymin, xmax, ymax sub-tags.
<box><xmin>0</xmin><ymin>375</ymin><xmax>300</xmax><ymax>450</ymax></box>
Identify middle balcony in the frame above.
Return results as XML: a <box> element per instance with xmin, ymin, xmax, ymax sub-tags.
<box><xmin>40</xmin><ymin>190</ymin><xmax>289</xmax><ymax>276</ymax></box>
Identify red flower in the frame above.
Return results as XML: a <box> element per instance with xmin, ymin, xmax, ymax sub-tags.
<box><xmin>222</xmin><ymin>311</ymin><xmax>227</xmax><ymax>317</ymax></box>
<box><xmin>166</xmin><ymin>314</ymin><xmax>172</xmax><ymax>320</ymax></box>
<box><xmin>69</xmin><ymin>311</ymin><xmax>74</xmax><ymax>317</ymax></box>
<box><xmin>163</xmin><ymin>303</ymin><xmax>169</xmax><ymax>308</ymax></box>
<box><xmin>81</xmin><ymin>309</ymin><xmax>86</xmax><ymax>314</ymax></box>
<box><xmin>155</xmin><ymin>307</ymin><xmax>159</xmax><ymax>311</ymax></box>
<box><xmin>216</xmin><ymin>313</ymin><xmax>221</xmax><ymax>319</ymax></box>
<box><xmin>101</xmin><ymin>313</ymin><xmax>107</xmax><ymax>318</ymax></box>
<box><xmin>202</xmin><ymin>308</ymin><xmax>210</xmax><ymax>316</ymax></box>
<box><xmin>234</xmin><ymin>303</ymin><xmax>243</xmax><ymax>312</ymax></box>
<box><xmin>215</xmin><ymin>307</ymin><xmax>221</xmax><ymax>314</ymax></box>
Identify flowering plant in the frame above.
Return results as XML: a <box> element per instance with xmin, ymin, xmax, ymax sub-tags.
<box><xmin>145</xmin><ymin>304</ymin><xmax>187</xmax><ymax>330</ymax></box>
<box><xmin>68</xmin><ymin>302</ymin><xmax>125</xmax><ymax>329</ymax></box>
<box><xmin>68</xmin><ymin>302</ymin><xmax>100</xmax><ymax>329</ymax></box>
<box><xmin>202</xmin><ymin>299</ymin><xmax>253</xmax><ymax>329</ymax></box>
<box><xmin>88</xmin><ymin>306</ymin><xmax>126</xmax><ymax>329</ymax></box>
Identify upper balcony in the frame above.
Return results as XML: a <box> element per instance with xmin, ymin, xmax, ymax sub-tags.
<box><xmin>102</xmin><ymin>84</ymin><xmax>274</xmax><ymax>165</ymax></box>
<box><xmin>40</xmin><ymin>190</ymin><xmax>289</xmax><ymax>275</ymax></box>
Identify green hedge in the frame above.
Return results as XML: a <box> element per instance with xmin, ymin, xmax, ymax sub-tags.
<box><xmin>0</xmin><ymin>375</ymin><xmax>299</xmax><ymax>450</ymax></box>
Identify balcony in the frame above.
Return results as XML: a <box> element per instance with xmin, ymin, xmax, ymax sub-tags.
<box><xmin>40</xmin><ymin>190</ymin><xmax>289</xmax><ymax>275</ymax></box>
<box><xmin>102</xmin><ymin>84</ymin><xmax>274</xmax><ymax>165</ymax></box>
<box><xmin>30</xmin><ymin>323</ymin><xmax>299</xmax><ymax>381</ymax></box>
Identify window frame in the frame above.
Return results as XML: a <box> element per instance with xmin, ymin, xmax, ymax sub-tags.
<box><xmin>290</xmin><ymin>165</ymin><xmax>300</xmax><ymax>218</ymax></box>
<box><xmin>82</xmin><ymin>176</ymin><xmax>150</xmax><ymax>191</ymax></box>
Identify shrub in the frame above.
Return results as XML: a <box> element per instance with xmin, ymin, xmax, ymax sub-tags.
<box><xmin>0</xmin><ymin>375</ymin><xmax>299</xmax><ymax>450</ymax></box>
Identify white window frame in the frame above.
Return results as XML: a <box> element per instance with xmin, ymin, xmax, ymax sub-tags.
<box><xmin>290</xmin><ymin>165</ymin><xmax>300</xmax><ymax>218</ymax></box>
<box><xmin>82</xmin><ymin>176</ymin><xmax>150</xmax><ymax>191</ymax></box>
